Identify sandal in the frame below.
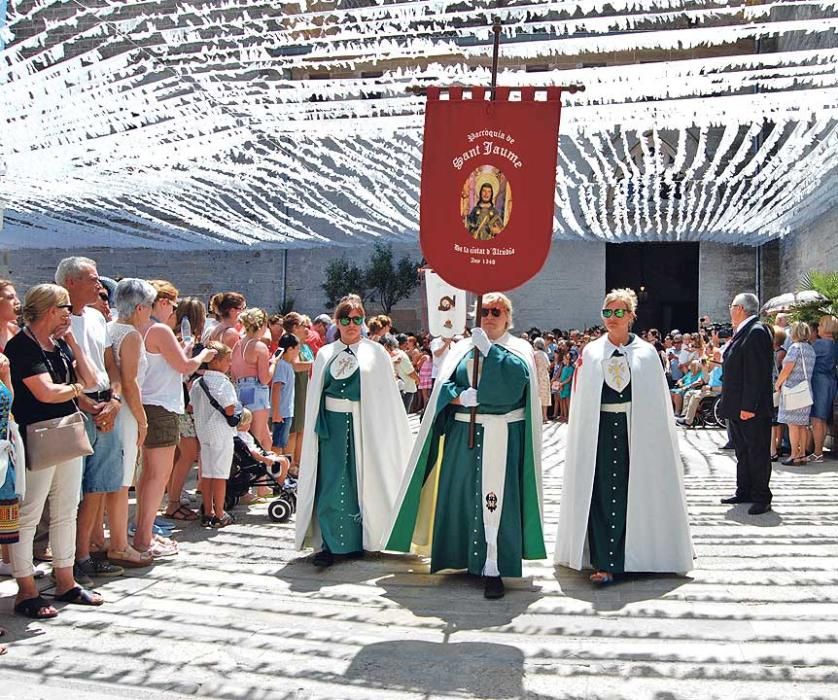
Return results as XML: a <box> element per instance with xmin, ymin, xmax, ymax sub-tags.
<box><xmin>164</xmin><ymin>504</ymin><xmax>199</xmax><ymax>521</ymax></box>
<box><xmin>212</xmin><ymin>513</ymin><xmax>235</xmax><ymax>529</ymax></box>
<box><xmin>14</xmin><ymin>595</ymin><xmax>58</xmax><ymax>619</ymax></box>
<box><xmin>54</xmin><ymin>586</ymin><xmax>104</xmax><ymax>606</ymax></box>
<box><xmin>108</xmin><ymin>546</ymin><xmax>153</xmax><ymax>568</ymax></box>
<box><xmin>589</xmin><ymin>571</ymin><xmax>616</xmax><ymax>585</ymax></box>
<box><xmin>141</xmin><ymin>539</ymin><xmax>178</xmax><ymax>559</ymax></box>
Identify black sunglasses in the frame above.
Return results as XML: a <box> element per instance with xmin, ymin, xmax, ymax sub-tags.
<box><xmin>481</xmin><ymin>308</ymin><xmax>503</xmax><ymax>318</ymax></box>
<box><xmin>98</xmin><ymin>293</ymin><xmax>110</xmax><ymax>302</ymax></box>
<box><xmin>56</xmin><ymin>303</ymin><xmax>73</xmax><ymax>310</ymax></box>
<box><xmin>339</xmin><ymin>316</ymin><xmax>365</xmax><ymax>327</ymax></box>
<box><xmin>601</xmin><ymin>309</ymin><xmax>627</xmax><ymax>319</ymax></box>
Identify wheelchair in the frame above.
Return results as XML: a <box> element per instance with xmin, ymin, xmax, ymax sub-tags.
<box><xmin>693</xmin><ymin>393</ymin><xmax>723</xmax><ymax>428</ymax></box>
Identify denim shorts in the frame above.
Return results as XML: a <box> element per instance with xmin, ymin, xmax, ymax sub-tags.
<box><xmin>272</xmin><ymin>419</ymin><xmax>292</xmax><ymax>449</ymax></box>
<box><xmin>236</xmin><ymin>377</ymin><xmax>271</xmax><ymax>412</ymax></box>
<box><xmin>82</xmin><ymin>414</ymin><xmax>124</xmax><ymax>494</ymax></box>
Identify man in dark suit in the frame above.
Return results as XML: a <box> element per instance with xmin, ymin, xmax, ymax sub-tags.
<box><xmin>718</xmin><ymin>293</ymin><xmax>775</xmax><ymax>514</ymax></box>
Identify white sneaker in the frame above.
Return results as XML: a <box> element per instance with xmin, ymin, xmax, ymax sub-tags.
<box><xmin>0</xmin><ymin>561</ymin><xmax>12</xmax><ymax>577</ymax></box>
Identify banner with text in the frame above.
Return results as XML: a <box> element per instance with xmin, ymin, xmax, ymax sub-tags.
<box><xmin>419</xmin><ymin>86</ymin><xmax>562</xmax><ymax>294</ymax></box>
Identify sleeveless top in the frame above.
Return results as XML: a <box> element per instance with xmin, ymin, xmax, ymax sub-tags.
<box><xmin>140</xmin><ymin>327</ymin><xmax>184</xmax><ymax>413</ymax></box>
<box><xmin>108</xmin><ymin>322</ymin><xmax>148</xmax><ymax>387</ymax></box>
<box><xmin>231</xmin><ymin>338</ymin><xmax>262</xmax><ymax>381</ymax></box>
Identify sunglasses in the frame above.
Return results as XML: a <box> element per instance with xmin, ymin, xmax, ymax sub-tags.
<box><xmin>481</xmin><ymin>308</ymin><xmax>503</xmax><ymax>318</ymax></box>
<box><xmin>98</xmin><ymin>293</ymin><xmax>110</xmax><ymax>302</ymax></box>
<box><xmin>339</xmin><ymin>316</ymin><xmax>365</xmax><ymax>327</ymax></box>
<box><xmin>601</xmin><ymin>309</ymin><xmax>628</xmax><ymax>319</ymax></box>
<box><xmin>56</xmin><ymin>304</ymin><xmax>73</xmax><ymax>310</ymax></box>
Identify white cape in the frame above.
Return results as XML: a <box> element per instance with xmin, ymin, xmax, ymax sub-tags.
<box><xmin>554</xmin><ymin>335</ymin><xmax>694</xmax><ymax>573</ymax></box>
<box><xmin>295</xmin><ymin>337</ymin><xmax>413</xmax><ymax>551</ymax></box>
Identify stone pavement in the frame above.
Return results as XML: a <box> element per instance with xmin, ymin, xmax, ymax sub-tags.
<box><xmin>2</xmin><ymin>421</ymin><xmax>837</xmax><ymax>700</ymax></box>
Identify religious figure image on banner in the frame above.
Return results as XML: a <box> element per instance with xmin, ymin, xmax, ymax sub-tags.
<box><xmin>461</xmin><ymin>165</ymin><xmax>512</xmax><ymax>241</ymax></box>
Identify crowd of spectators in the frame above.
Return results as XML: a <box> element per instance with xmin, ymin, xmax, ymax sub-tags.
<box><xmin>0</xmin><ymin>260</ymin><xmax>835</xmax><ymax>637</ymax></box>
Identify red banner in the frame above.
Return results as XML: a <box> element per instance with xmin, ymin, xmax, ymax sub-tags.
<box><xmin>419</xmin><ymin>86</ymin><xmax>562</xmax><ymax>294</ymax></box>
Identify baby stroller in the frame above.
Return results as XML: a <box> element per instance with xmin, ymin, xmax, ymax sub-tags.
<box><xmin>226</xmin><ymin>436</ymin><xmax>298</xmax><ymax>523</ymax></box>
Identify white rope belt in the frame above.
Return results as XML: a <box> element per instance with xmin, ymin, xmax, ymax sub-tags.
<box><xmin>453</xmin><ymin>407</ymin><xmax>526</xmax><ymax>577</ymax></box>
<box><xmin>324</xmin><ymin>397</ymin><xmax>359</xmax><ymax>413</ymax></box>
<box><xmin>600</xmin><ymin>402</ymin><xmax>630</xmax><ymax>414</ymax></box>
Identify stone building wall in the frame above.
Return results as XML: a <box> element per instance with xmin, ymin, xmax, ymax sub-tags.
<box><xmin>697</xmin><ymin>243</ymin><xmax>758</xmax><ymax>321</ymax></box>
<box><xmin>779</xmin><ymin>208</ymin><xmax>838</xmax><ymax>289</ymax></box>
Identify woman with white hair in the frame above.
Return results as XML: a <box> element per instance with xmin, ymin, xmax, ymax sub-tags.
<box><xmin>384</xmin><ymin>292</ymin><xmax>546</xmax><ymax>600</ymax></box>
<box><xmin>555</xmin><ymin>288</ymin><xmax>693</xmax><ymax>585</ymax></box>
<box><xmin>105</xmin><ymin>278</ymin><xmax>157</xmax><ymax>567</ymax></box>
<box><xmin>532</xmin><ymin>337</ymin><xmax>551</xmax><ymax>423</ymax></box>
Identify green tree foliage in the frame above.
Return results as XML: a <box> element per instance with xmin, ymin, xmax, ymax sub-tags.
<box><xmin>364</xmin><ymin>242</ymin><xmax>420</xmax><ymax>314</ymax></box>
<box><xmin>321</xmin><ymin>243</ymin><xmax>420</xmax><ymax>314</ymax></box>
<box><xmin>321</xmin><ymin>258</ymin><xmax>367</xmax><ymax>309</ymax></box>
<box><xmin>791</xmin><ymin>270</ymin><xmax>838</xmax><ymax>323</ymax></box>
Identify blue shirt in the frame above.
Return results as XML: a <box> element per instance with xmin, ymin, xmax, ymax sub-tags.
<box><xmin>708</xmin><ymin>365</ymin><xmax>723</xmax><ymax>388</ymax></box>
<box><xmin>272</xmin><ymin>359</ymin><xmax>295</xmax><ymax>418</ymax></box>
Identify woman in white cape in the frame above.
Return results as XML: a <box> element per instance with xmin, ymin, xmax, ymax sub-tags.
<box><xmin>555</xmin><ymin>288</ymin><xmax>693</xmax><ymax>584</ymax></box>
<box><xmin>295</xmin><ymin>296</ymin><xmax>412</xmax><ymax>567</ymax></box>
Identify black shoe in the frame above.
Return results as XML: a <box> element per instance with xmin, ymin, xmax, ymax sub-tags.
<box><xmin>483</xmin><ymin>576</ymin><xmax>505</xmax><ymax>600</ymax></box>
<box><xmin>748</xmin><ymin>503</ymin><xmax>771</xmax><ymax>515</ymax></box>
<box><xmin>720</xmin><ymin>495</ymin><xmax>750</xmax><ymax>504</ymax></box>
<box><xmin>312</xmin><ymin>549</ymin><xmax>334</xmax><ymax>568</ymax></box>
<box><xmin>720</xmin><ymin>443</ymin><xmax>734</xmax><ymax>450</ymax></box>
<box><xmin>343</xmin><ymin>550</ymin><xmax>364</xmax><ymax>560</ymax></box>
<box><xmin>770</xmin><ymin>454</ymin><xmax>779</xmax><ymax>462</ymax></box>
<box><xmin>675</xmin><ymin>418</ymin><xmax>691</xmax><ymax>427</ymax></box>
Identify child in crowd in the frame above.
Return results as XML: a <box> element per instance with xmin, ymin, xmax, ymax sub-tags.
<box><xmin>189</xmin><ymin>341</ymin><xmax>240</xmax><ymax>528</ymax></box>
<box><xmin>558</xmin><ymin>351</ymin><xmax>575</xmax><ymax>422</ymax></box>
<box><xmin>271</xmin><ymin>333</ymin><xmax>299</xmax><ymax>455</ymax></box>
<box><xmin>237</xmin><ymin>408</ymin><xmax>291</xmax><ymax>484</ymax></box>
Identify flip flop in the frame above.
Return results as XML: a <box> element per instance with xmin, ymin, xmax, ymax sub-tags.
<box><xmin>54</xmin><ymin>586</ymin><xmax>104</xmax><ymax>606</ymax></box>
<box><xmin>14</xmin><ymin>595</ymin><xmax>58</xmax><ymax>619</ymax></box>
<box><xmin>589</xmin><ymin>571</ymin><xmax>616</xmax><ymax>586</ymax></box>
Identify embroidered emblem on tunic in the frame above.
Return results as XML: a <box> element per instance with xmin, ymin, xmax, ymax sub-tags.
<box><xmin>330</xmin><ymin>350</ymin><xmax>359</xmax><ymax>380</ymax></box>
<box><xmin>486</xmin><ymin>492</ymin><xmax>498</xmax><ymax>512</ymax></box>
<box><xmin>602</xmin><ymin>355</ymin><xmax>630</xmax><ymax>393</ymax></box>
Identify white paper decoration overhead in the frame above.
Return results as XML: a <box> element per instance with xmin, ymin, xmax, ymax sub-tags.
<box><xmin>0</xmin><ymin>0</ymin><xmax>836</xmax><ymax>249</ymax></box>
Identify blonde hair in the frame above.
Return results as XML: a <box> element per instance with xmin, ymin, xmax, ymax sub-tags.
<box><xmin>148</xmin><ymin>279</ymin><xmax>179</xmax><ymax>303</ymax></box>
<box><xmin>789</xmin><ymin>320</ymin><xmax>812</xmax><ymax>344</ymax></box>
<box><xmin>205</xmin><ymin>340</ymin><xmax>232</xmax><ymax>361</ymax></box>
<box><xmin>603</xmin><ymin>288</ymin><xmax>638</xmax><ymax>313</ymax></box>
<box><xmin>22</xmin><ymin>284</ymin><xmax>69</xmax><ymax>324</ymax></box>
<box><xmin>239</xmin><ymin>307</ymin><xmax>267</xmax><ymax>335</ymax></box>
<box><xmin>818</xmin><ymin>315</ymin><xmax>838</xmax><ymax>337</ymax></box>
<box><xmin>239</xmin><ymin>407</ymin><xmax>253</xmax><ymax>427</ymax></box>
<box><xmin>772</xmin><ymin>326</ymin><xmax>787</xmax><ymax>348</ymax></box>
<box><xmin>480</xmin><ymin>292</ymin><xmax>514</xmax><ymax>329</ymax></box>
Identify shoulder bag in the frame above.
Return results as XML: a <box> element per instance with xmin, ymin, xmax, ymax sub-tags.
<box><xmin>22</xmin><ymin>329</ymin><xmax>93</xmax><ymax>471</ymax></box>
<box><xmin>197</xmin><ymin>377</ymin><xmax>242</xmax><ymax>427</ymax></box>
<box><xmin>782</xmin><ymin>343</ymin><xmax>813</xmax><ymax>411</ymax></box>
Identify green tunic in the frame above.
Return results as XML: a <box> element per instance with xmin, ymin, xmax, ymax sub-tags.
<box><xmin>587</xmin><ymin>347</ymin><xmax>632</xmax><ymax>573</ymax></box>
<box><xmin>313</xmin><ymin>361</ymin><xmax>362</xmax><ymax>554</ymax></box>
<box><xmin>430</xmin><ymin>345</ymin><xmax>529</xmax><ymax>577</ymax></box>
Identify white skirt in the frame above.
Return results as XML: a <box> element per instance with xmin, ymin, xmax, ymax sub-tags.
<box><xmin>198</xmin><ymin>437</ymin><xmax>234</xmax><ymax>479</ymax></box>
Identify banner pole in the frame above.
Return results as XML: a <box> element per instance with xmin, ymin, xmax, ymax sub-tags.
<box><xmin>468</xmin><ymin>16</ymin><xmax>502</xmax><ymax>450</ymax></box>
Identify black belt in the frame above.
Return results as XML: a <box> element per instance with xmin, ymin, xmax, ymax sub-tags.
<box><xmin>84</xmin><ymin>389</ymin><xmax>112</xmax><ymax>402</ymax></box>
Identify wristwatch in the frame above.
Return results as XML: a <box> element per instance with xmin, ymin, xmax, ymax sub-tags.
<box><xmin>112</xmin><ymin>394</ymin><xmax>123</xmax><ymax>403</ymax></box>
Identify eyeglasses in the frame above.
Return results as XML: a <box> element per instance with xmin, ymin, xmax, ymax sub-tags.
<box><xmin>56</xmin><ymin>304</ymin><xmax>72</xmax><ymax>310</ymax></box>
<box><xmin>339</xmin><ymin>316</ymin><xmax>365</xmax><ymax>327</ymax></box>
<box><xmin>481</xmin><ymin>308</ymin><xmax>503</xmax><ymax>318</ymax></box>
<box><xmin>601</xmin><ymin>309</ymin><xmax>628</xmax><ymax>319</ymax></box>
<box><xmin>98</xmin><ymin>293</ymin><xmax>110</xmax><ymax>302</ymax></box>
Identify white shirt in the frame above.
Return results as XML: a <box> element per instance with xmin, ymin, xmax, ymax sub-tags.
<box><xmin>71</xmin><ymin>306</ymin><xmax>111</xmax><ymax>391</ymax></box>
<box><xmin>393</xmin><ymin>349</ymin><xmax>417</xmax><ymax>393</ymax></box>
<box><xmin>736</xmin><ymin>315</ymin><xmax>757</xmax><ymax>335</ymax></box>
<box><xmin>189</xmin><ymin>370</ymin><xmax>238</xmax><ymax>444</ymax></box>
<box><xmin>430</xmin><ymin>336</ymin><xmax>450</xmax><ymax>380</ymax></box>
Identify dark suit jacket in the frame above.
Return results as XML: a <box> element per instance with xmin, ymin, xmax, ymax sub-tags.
<box><xmin>719</xmin><ymin>317</ymin><xmax>774</xmax><ymax>420</ymax></box>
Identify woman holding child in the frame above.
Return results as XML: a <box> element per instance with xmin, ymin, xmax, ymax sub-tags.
<box><xmin>295</xmin><ymin>297</ymin><xmax>412</xmax><ymax>568</ymax></box>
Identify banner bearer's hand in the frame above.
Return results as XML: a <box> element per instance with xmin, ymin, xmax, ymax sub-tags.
<box><xmin>459</xmin><ymin>387</ymin><xmax>479</xmax><ymax>408</ymax></box>
<box><xmin>471</xmin><ymin>328</ymin><xmax>492</xmax><ymax>357</ymax></box>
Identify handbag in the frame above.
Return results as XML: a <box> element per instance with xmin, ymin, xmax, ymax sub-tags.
<box><xmin>22</xmin><ymin>329</ymin><xmax>93</xmax><ymax>471</ymax></box>
<box><xmin>781</xmin><ymin>343</ymin><xmax>813</xmax><ymax>411</ymax></box>
<box><xmin>197</xmin><ymin>377</ymin><xmax>242</xmax><ymax>427</ymax></box>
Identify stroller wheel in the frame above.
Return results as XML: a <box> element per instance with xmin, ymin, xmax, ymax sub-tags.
<box><xmin>268</xmin><ymin>498</ymin><xmax>292</xmax><ymax>523</ymax></box>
